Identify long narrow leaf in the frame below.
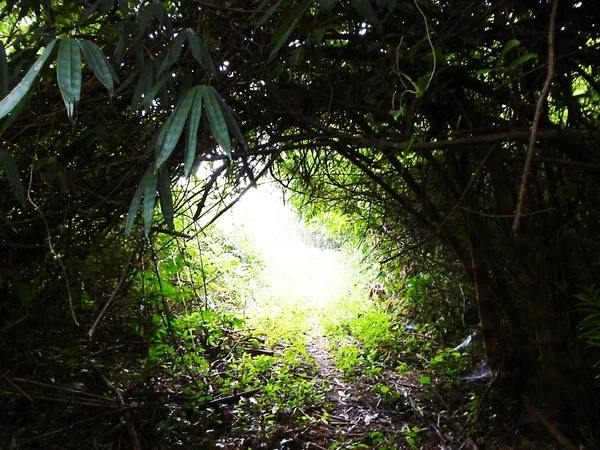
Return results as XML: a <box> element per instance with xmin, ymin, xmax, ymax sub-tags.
<box><xmin>157</xmin><ymin>32</ymin><xmax>186</xmax><ymax>79</ymax></box>
<box><xmin>0</xmin><ymin>39</ymin><xmax>57</xmax><ymax>121</ymax></box>
<box><xmin>208</xmin><ymin>87</ymin><xmax>247</xmax><ymax>149</ymax></box>
<box><xmin>142</xmin><ymin>72</ymin><xmax>171</xmax><ymax>109</ymax></box>
<box><xmin>185</xmin><ymin>29</ymin><xmax>217</xmax><ymax>77</ymax></box>
<box><xmin>80</xmin><ymin>39</ymin><xmax>114</xmax><ymax>97</ymax></box>
<box><xmin>0</xmin><ymin>41</ymin><xmax>8</xmax><ymax>97</ymax></box>
<box><xmin>154</xmin><ymin>88</ymin><xmax>196</xmax><ymax>170</ymax></box>
<box><xmin>0</xmin><ymin>150</ymin><xmax>26</xmax><ymax>207</ymax></box>
<box><xmin>157</xmin><ymin>165</ymin><xmax>174</xmax><ymax>230</ymax></box>
<box><xmin>254</xmin><ymin>0</ymin><xmax>285</xmax><ymax>30</ymax></box>
<box><xmin>130</xmin><ymin>62</ymin><xmax>154</xmax><ymax>112</ymax></box>
<box><xmin>268</xmin><ymin>0</ymin><xmax>314</xmax><ymax>62</ymax></box>
<box><xmin>185</xmin><ymin>87</ymin><xmax>202</xmax><ymax>176</ymax></box>
<box><xmin>201</xmin><ymin>85</ymin><xmax>231</xmax><ymax>158</ymax></box>
<box><xmin>125</xmin><ymin>166</ymin><xmax>151</xmax><ymax>236</ymax></box>
<box><xmin>57</xmin><ymin>38</ymin><xmax>82</xmax><ymax>119</ymax></box>
<box><xmin>0</xmin><ymin>82</ymin><xmax>34</xmax><ymax>136</ymax></box>
<box><xmin>143</xmin><ymin>168</ymin><xmax>158</xmax><ymax>237</ymax></box>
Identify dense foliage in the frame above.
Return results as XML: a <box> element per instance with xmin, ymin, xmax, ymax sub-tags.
<box><xmin>1</xmin><ymin>0</ymin><xmax>600</xmax><ymax>446</ymax></box>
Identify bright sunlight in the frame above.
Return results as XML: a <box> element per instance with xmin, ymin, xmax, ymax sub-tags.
<box><xmin>217</xmin><ymin>185</ymin><xmax>368</xmax><ymax>343</ymax></box>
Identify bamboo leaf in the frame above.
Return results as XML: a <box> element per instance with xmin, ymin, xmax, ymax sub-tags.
<box><xmin>143</xmin><ymin>167</ymin><xmax>158</xmax><ymax>237</ymax></box>
<box><xmin>0</xmin><ymin>85</ymin><xmax>34</xmax><ymax>136</ymax></box>
<box><xmin>154</xmin><ymin>88</ymin><xmax>196</xmax><ymax>170</ymax></box>
<box><xmin>157</xmin><ymin>31</ymin><xmax>187</xmax><ymax>79</ymax></box>
<box><xmin>185</xmin><ymin>87</ymin><xmax>202</xmax><ymax>176</ymax></box>
<box><xmin>80</xmin><ymin>39</ymin><xmax>114</xmax><ymax>97</ymax></box>
<box><xmin>130</xmin><ymin>62</ymin><xmax>154</xmax><ymax>112</ymax></box>
<box><xmin>268</xmin><ymin>0</ymin><xmax>314</xmax><ymax>62</ymax></box>
<box><xmin>0</xmin><ymin>150</ymin><xmax>26</xmax><ymax>207</ymax></box>
<box><xmin>0</xmin><ymin>39</ymin><xmax>57</xmax><ymax>121</ymax></box>
<box><xmin>142</xmin><ymin>72</ymin><xmax>171</xmax><ymax>109</ymax></box>
<box><xmin>0</xmin><ymin>41</ymin><xmax>8</xmax><ymax>97</ymax></box>
<box><xmin>207</xmin><ymin>87</ymin><xmax>247</xmax><ymax>149</ymax></box>
<box><xmin>57</xmin><ymin>38</ymin><xmax>82</xmax><ymax>120</ymax></box>
<box><xmin>125</xmin><ymin>166</ymin><xmax>150</xmax><ymax>236</ymax></box>
<box><xmin>201</xmin><ymin>85</ymin><xmax>231</xmax><ymax>158</ymax></box>
<box><xmin>157</xmin><ymin>165</ymin><xmax>174</xmax><ymax>230</ymax></box>
<box><xmin>113</xmin><ymin>21</ymin><xmax>132</xmax><ymax>65</ymax></box>
<box><xmin>254</xmin><ymin>0</ymin><xmax>285</xmax><ymax>30</ymax></box>
<box><xmin>185</xmin><ymin>29</ymin><xmax>217</xmax><ymax>77</ymax></box>
<box><xmin>509</xmin><ymin>52</ymin><xmax>537</xmax><ymax>68</ymax></box>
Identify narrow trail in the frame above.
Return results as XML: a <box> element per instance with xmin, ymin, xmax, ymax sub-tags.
<box><xmin>297</xmin><ymin>325</ymin><xmax>428</xmax><ymax>449</ymax></box>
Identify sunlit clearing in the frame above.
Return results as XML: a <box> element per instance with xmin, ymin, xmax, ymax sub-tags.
<box><xmin>216</xmin><ymin>184</ymin><xmax>370</xmax><ymax>344</ymax></box>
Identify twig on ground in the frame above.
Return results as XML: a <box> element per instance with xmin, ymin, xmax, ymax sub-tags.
<box><xmin>99</xmin><ymin>373</ymin><xmax>141</xmax><ymax>450</ymax></box>
<box><xmin>522</xmin><ymin>395</ymin><xmax>577</xmax><ymax>450</ymax></box>
<box><xmin>0</xmin><ymin>373</ymin><xmax>34</xmax><ymax>402</ymax></box>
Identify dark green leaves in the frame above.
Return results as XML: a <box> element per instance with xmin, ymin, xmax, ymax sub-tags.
<box><xmin>58</xmin><ymin>38</ymin><xmax>117</xmax><ymax>118</ymax></box>
<box><xmin>154</xmin><ymin>85</ymin><xmax>246</xmax><ymax>173</ymax></box>
<box><xmin>157</xmin><ymin>166</ymin><xmax>174</xmax><ymax>230</ymax></box>
<box><xmin>124</xmin><ymin>165</ymin><xmax>174</xmax><ymax>237</ymax></box>
<box><xmin>202</xmin><ymin>85</ymin><xmax>231</xmax><ymax>158</ymax></box>
<box><xmin>0</xmin><ymin>38</ymin><xmax>116</xmax><ymax>123</ymax></box>
<box><xmin>0</xmin><ymin>39</ymin><xmax>57</xmax><ymax>121</ymax></box>
<box><xmin>154</xmin><ymin>88</ymin><xmax>196</xmax><ymax>170</ymax></box>
<box><xmin>0</xmin><ymin>150</ymin><xmax>26</xmax><ymax>208</ymax></box>
<box><xmin>268</xmin><ymin>0</ymin><xmax>315</xmax><ymax>62</ymax></box>
<box><xmin>125</xmin><ymin>166</ymin><xmax>157</xmax><ymax>237</ymax></box>
<box><xmin>157</xmin><ymin>29</ymin><xmax>217</xmax><ymax>79</ymax></box>
<box><xmin>80</xmin><ymin>40</ymin><xmax>115</xmax><ymax>97</ymax></box>
<box><xmin>126</xmin><ymin>84</ymin><xmax>247</xmax><ymax>236</ymax></box>
<box><xmin>185</xmin><ymin>88</ymin><xmax>203</xmax><ymax>176</ymax></box>
<box><xmin>57</xmin><ymin>38</ymin><xmax>82</xmax><ymax>120</ymax></box>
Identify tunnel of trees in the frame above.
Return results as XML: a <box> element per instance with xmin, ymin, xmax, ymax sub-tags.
<box><xmin>1</xmin><ymin>0</ymin><xmax>600</xmax><ymax>447</ymax></box>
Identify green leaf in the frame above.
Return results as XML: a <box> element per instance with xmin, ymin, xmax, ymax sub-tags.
<box><xmin>154</xmin><ymin>88</ymin><xmax>196</xmax><ymax>170</ymax></box>
<box><xmin>185</xmin><ymin>29</ymin><xmax>217</xmax><ymax>77</ymax></box>
<box><xmin>0</xmin><ymin>150</ymin><xmax>26</xmax><ymax>207</ymax></box>
<box><xmin>157</xmin><ymin>31</ymin><xmax>187</xmax><ymax>79</ymax></box>
<box><xmin>207</xmin><ymin>87</ymin><xmax>247</xmax><ymax>149</ymax></box>
<box><xmin>113</xmin><ymin>21</ymin><xmax>132</xmax><ymax>65</ymax></box>
<box><xmin>142</xmin><ymin>72</ymin><xmax>171</xmax><ymax>109</ymax></box>
<box><xmin>80</xmin><ymin>39</ymin><xmax>114</xmax><ymax>97</ymax></box>
<box><xmin>254</xmin><ymin>0</ymin><xmax>285</xmax><ymax>30</ymax></box>
<box><xmin>0</xmin><ymin>41</ymin><xmax>8</xmax><ymax>97</ymax></box>
<box><xmin>0</xmin><ymin>83</ymin><xmax>34</xmax><ymax>136</ymax></box>
<box><xmin>130</xmin><ymin>63</ymin><xmax>154</xmax><ymax>112</ymax></box>
<box><xmin>143</xmin><ymin>168</ymin><xmax>158</xmax><ymax>238</ymax></box>
<box><xmin>57</xmin><ymin>38</ymin><xmax>82</xmax><ymax>120</ymax></box>
<box><xmin>268</xmin><ymin>0</ymin><xmax>314</xmax><ymax>62</ymax></box>
<box><xmin>500</xmin><ymin>39</ymin><xmax>520</xmax><ymax>59</ymax></box>
<box><xmin>509</xmin><ymin>52</ymin><xmax>537</xmax><ymax>68</ymax></box>
<box><xmin>201</xmin><ymin>86</ymin><xmax>231</xmax><ymax>158</ymax></box>
<box><xmin>0</xmin><ymin>39</ymin><xmax>57</xmax><ymax>121</ymax></box>
<box><xmin>125</xmin><ymin>166</ymin><xmax>150</xmax><ymax>236</ymax></box>
<box><xmin>417</xmin><ymin>376</ymin><xmax>430</xmax><ymax>385</ymax></box>
<box><xmin>157</xmin><ymin>165</ymin><xmax>174</xmax><ymax>230</ymax></box>
<box><xmin>185</xmin><ymin>87</ymin><xmax>202</xmax><ymax>176</ymax></box>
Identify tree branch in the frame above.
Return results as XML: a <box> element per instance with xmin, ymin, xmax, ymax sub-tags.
<box><xmin>512</xmin><ymin>0</ymin><xmax>559</xmax><ymax>233</ymax></box>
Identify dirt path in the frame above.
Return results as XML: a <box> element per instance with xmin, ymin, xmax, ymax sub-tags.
<box><xmin>299</xmin><ymin>331</ymin><xmax>418</xmax><ymax>449</ymax></box>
